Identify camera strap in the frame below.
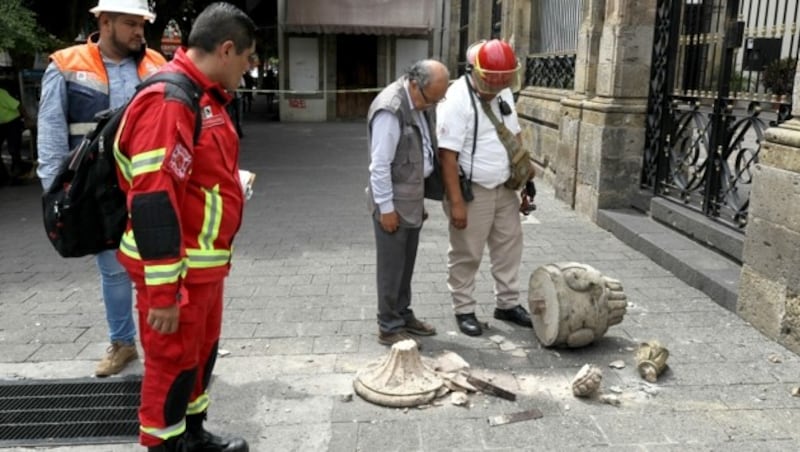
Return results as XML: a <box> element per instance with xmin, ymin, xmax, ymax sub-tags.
<box><xmin>464</xmin><ymin>75</ymin><xmax>477</xmax><ymax>182</ymax></box>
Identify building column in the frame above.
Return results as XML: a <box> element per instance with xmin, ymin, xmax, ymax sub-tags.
<box><xmin>555</xmin><ymin>0</ymin><xmax>605</xmax><ymax>207</ymax></box>
<box><xmin>737</xmin><ymin>65</ymin><xmax>800</xmax><ymax>353</ymax></box>
<box><xmin>572</xmin><ymin>0</ymin><xmax>656</xmax><ymax>221</ymax></box>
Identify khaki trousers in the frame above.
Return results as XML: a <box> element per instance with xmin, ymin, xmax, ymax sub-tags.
<box><xmin>444</xmin><ymin>183</ymin><xmax>523</xmax><ymax>314</ymax></box>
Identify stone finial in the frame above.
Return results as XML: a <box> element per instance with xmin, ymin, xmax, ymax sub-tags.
<box><xmin>353</xmin><ymin>340</ymin><xmax>444</xmax><ymax>407</ymax></box>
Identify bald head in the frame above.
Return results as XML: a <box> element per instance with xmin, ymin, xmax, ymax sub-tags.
<box><xmin>407</xmin><ymin>59</ymin><xmax>450</xmax><ymax>109</ymax></box>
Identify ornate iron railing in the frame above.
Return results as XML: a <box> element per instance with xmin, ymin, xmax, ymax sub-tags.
<box><xmin>525</xmin><ymin>54</ymin><xmax>576</xmax><ymax>89</ymax></box>
<box><xmin>641</xmin><ymin>0</ymin><xmax>796</xmax><ymax>232</ymax></box>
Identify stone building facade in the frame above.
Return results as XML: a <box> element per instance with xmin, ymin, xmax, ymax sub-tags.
<box><xmin>447</xmin><ymin>0</ymin><xmax>800</xmax><ymax>352</ymax></box>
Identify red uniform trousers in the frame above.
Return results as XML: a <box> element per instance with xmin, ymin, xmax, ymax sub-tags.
<box><xmin>135</xmin><ymin>279</ymin><xmax>224</xmax><ymax>447</ymax></box>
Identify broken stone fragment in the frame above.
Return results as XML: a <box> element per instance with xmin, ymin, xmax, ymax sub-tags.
<box><xmin>635</xmin><ymin>340</ymin><xmax>669</xmax><ymax>383</ymax></box>
<box><xmin>608</xmin><ymin>360</ymin><xmax>626</xmax><ymax>369</ymax></box>
<box><xmin>571</xmin><ymin>364</ymin><xmax>603</xmax><ymax>397</ymax></box>
<box><xmin>450</xmin><ymin>392</ymin><xmax>469</xmax><ymax>406</ymax></box>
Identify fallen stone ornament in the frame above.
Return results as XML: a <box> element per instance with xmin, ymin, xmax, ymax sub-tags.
<box><xmin>528</xmin><ymin>262</ymin><xmax>628</xmax><ymax>347</ymax></box>
<box><xmin>353</xmin><ymin>340</ymin><xmax>444</xmax><ymax>407</ymax></box>
<box><xmin>635</xmin><ymin>340</ymin><xmax>669</xmax><ymax>383</ymax></box>
<box><xmin>571</xmin><ymin>364</ymin><xmax>603</xmax><ymax>397</ymax></box>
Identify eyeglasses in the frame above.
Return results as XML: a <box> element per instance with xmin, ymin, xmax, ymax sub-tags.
<box><xmin>419</xmin><ymin>84</ymin><xmax>445</xmax><ymax>106</ymax></box>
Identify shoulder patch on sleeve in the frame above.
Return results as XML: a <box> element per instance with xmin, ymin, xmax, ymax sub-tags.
<box><xmin>165</xmin><ymin>143</ymin><xmax>192</xmax><ymax>181</ymax></box>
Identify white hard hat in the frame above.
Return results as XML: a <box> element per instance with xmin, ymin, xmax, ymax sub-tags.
<box><xmin>90</xmin><ymin>0</ymin><xmax>156</xmax><ymax>23</ymax></box>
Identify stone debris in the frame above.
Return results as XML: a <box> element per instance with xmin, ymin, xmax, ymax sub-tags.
<box><xmin>487</xmin><ymin>408</ymin><xmax>543</xmax><ymax>426</ymax></box>
<box><xmin>768</xmin><ymin>353</ymin><xmax>783</xmax><ymax>364</ymax></box>
<box><xmin>608</xmin><ymin>385</ymin><xmax>623</xmax><ymax>394</ymax></box>
<box><xmin>432</xmin><ymin>351</ymin><xmax>471</xmax><ymax>374</ymax></box>
<box><xmin>450</xmin><ymin>392</ymin><xmax>469</xmax><ymax>406</ymax></box>
<box><xmin>511</xmin><ymin>349</ymin><xmax>528</xmax><ymax>358</ymax></box>
<box><xmin>609</xmin><ymin>360</ymin><xmax>626</xmax><ymax>369</ymax></box>
<box><xmin>489</xmin><ymin>335</ymin><xmax>505</xmax><ymax>344</ymax></box>
<box><xmin>791</xmin><ymin>386</ymin><xmax>800</xmax><ymax>397</ymax></box>
<box><xmin>599</xmin><ymin>394</ymin><xmax>621</xmax><ymax>407</ymax></box>
<box><xmin>467</xmin><ymin>375</ymin><xmax>517</xmax><ymax>401</ymax></box>
<box><xmin>499</xmin><ymin>341</ymin><xmax>517</xmax><ymax>352</ymax></box>
<box><xmin>217</xmin><ymin>349</ymin><xmax>231</xmax><ymax>357</ymax></box>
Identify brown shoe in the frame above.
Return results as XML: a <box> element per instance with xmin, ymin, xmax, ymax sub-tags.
<box><xmin>404</xmin><ymin>317</ymin><xmax>436</xmax><ymax>336</ymax></box>
<box><xmin>378</xmin><ymin>330</ymin><xmax>420</xmax><ymax>349</ymax></box>
<box><xmin>95</xmin><ymin>341</ymin><xmax>138</xmax><ymax>377</ymax></box>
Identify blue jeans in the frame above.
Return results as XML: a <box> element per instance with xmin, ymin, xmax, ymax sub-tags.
<box><xmin>95</xmin><ymin>249</ymin><xmax>136</xmax><ymax>344</ymax></box>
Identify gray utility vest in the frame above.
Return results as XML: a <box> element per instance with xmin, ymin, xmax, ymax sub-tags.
<box><xmin>366</xmin><ymin>78</ymin><xmax>437</xmax><ymax>228</ymax></box>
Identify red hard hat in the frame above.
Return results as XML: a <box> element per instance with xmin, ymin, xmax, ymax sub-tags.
<box><xmin>476</xmin><ymin>39</ymin><xmax>517</xmax><ymax>72</ymax></box>
<box><xmin>472</xmin><ymin>39</ymin><xmax>521</xmax><ymax>94</ymax></box>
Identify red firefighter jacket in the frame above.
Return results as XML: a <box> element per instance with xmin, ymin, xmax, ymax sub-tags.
<box><xmin>114</xmin><ymin>48</ymin><xmax>243</xmax><ymax>308</ymax></box>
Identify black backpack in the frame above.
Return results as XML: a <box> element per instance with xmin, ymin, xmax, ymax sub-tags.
<box><xmin>42</xmin><ymin>72</ymin><xmax>202</xmax><ymax>258</ymax></box>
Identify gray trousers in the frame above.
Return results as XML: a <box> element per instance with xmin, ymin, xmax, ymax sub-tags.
<box><xmin>373</xmin><ymin>218</ymin><xmax>421</xmax><ymax>333</ymax></box>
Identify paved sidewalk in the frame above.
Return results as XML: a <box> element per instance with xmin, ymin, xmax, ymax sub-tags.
<box><xmin>1</xmin><ymin>120</ymin><xmax>800</xmax><ymax>451</ymax></box>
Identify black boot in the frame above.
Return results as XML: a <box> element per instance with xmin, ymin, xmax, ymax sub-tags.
<box><xmin>148</xmin><ymin>435</ymin><xmax>188</xmax><ymax>452</ymax></box>
<box><xmin>185</xmin><ymin>413</ymin><xmax>249</xmax><ymax>452</ymax></box>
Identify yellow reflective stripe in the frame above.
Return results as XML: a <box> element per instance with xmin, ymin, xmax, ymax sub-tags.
<box><xmin>199</xmin><ymin>185</ymin><xmax>222</xmax><ymax>250</ymax></box>
<box><xmin>140</xmin><ymin>419</ymin><xmax>186</xmax><ymax>441</ymax></box>
<box><xmin>131</xmin><ymin>148</ymin><xmax>167</xmax><ymax>177</ymax></box>
<box><xmin>119</xmin><ymin>230</ymin><xmax>140</xmax><ymax>259</ymax></box>
<box><xmin>144</xmin><ymin>261</ymin><xmax>185</xmax><ymax>286</ymax></box>
<box><xmin>186</xmin><ymin>392</ymin><xmax>210</xmax><ymax>415</ymax></box>
<box><xmin>186</xmin><ymin>248</ymin><xmax>231</xmax><ymax>269</ymax></box>
<box><xmin>113</xmin><ymin>115</ymin><xmax>132</xmax><ymax>183</ymax></box>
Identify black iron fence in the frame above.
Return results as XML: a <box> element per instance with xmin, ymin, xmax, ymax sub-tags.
<box><xmin>642</xmin><ymin>0</ymin><xmax>797</xmax><ymax>231</ymax></box>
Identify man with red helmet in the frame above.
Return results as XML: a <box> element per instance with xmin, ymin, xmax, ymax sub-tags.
<box><xmin>436</xmin><ymin>39</ymin><xmax>534</xmax><ymax>337</ymax></box>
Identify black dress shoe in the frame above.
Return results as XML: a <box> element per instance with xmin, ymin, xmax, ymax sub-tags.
<box><xmin>494</xmin><ymin>305</ymin><xmax>533</xmax><ymax>328</ymax></box>
<box><xmin>455</xmin><ymin>313</ymin><xmax>483</xmax><ymax>336</ymax></box>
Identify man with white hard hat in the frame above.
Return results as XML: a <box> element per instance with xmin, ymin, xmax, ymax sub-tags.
<box><xmin>90</xmin><ymin>0</ymin><xmax>157</xmax><ymax>22</ymax></box>
<box><xmin>36</xmin><ymin>0</ymin><xmax>165</xmax><ymax>377</ymax></box>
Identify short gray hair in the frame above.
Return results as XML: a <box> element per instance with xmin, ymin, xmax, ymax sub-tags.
<box><xmin>407</xmin><ymin>59</ymin><xmax>445</xmax><ymax>88</ymax></box>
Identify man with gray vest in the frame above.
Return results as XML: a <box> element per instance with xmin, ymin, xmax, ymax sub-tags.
<box><xmin>366</xmin><ymin>59</ymin><xmax>449</xmax><ymax>347</ymax></box>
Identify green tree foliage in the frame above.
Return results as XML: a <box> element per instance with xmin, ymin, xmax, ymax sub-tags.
<box><xmin>0</xmin><ymin>0</ymin><xmax>53</xmax><ymax>55</ymax></box>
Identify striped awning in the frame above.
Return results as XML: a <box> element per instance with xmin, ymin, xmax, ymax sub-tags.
<box><xmin>285</xmin><ymin>0</ymin><xmax>436</xmax><ymax>36</ymax></box>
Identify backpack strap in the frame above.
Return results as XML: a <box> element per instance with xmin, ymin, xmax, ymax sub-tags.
<box><xmin>135</xmin><ymin>72</ymin><xmax>203</xmax><ymax>145</ymax></box>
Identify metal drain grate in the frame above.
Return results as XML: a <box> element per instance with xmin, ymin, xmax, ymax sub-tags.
<box><xmin>0</xmin><ymin>376</ymin><xmax>141</xmax><ymax>447</ymax></box>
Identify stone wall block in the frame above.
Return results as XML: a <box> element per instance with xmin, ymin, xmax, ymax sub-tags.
<box><xmin>596</xmin><ymin>26</ymin><xmax>654</xmax><ymax>98</ymax></box>
<box><xmin>741</xmin><ymin>216</ymin><xmax>800</xmax><ymax>290</ymax></box>
<box><xmin>737</xmin><ymin>264</ymin><xmax>785</xmax><ymax>344</ymax></box>
<box><xmin>782</xmin><ymin>290</ymin><xmax>800</xmax><ymax>352</ymax></box>
<box><xmin>748</xmin><ymin>164</ymin><xmax>800</xmax><ymax>232</ymax></box>
<box><xmin>762</xmin><ymin>122</ymin><xmax>800</xmax><ymax>172</ymax></box>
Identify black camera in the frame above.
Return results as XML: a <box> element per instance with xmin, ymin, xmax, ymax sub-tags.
<box><xmin>520</xmin><ymin>180</ymin><xmax>536</xmax><ymax>215</ymax></box>
<box><xmin>498</xmin><ymin>98</ymin><xmax>512</xmax><ymax>116</ymax></box>
<box><xmin>459</xmin><ymin>176</ymin><xmax>474</xmax><ymax>202</ymax></box>
<box><xmin>525</xmin><ymin>180</ymin><xmax>536</xmax><ymax>198</ymax></box>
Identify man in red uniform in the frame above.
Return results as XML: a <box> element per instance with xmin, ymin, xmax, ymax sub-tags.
<box><xmin>113</xmin><ymin>3</ymin><xmax>256</xmax><ymax>451</ymax></box>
